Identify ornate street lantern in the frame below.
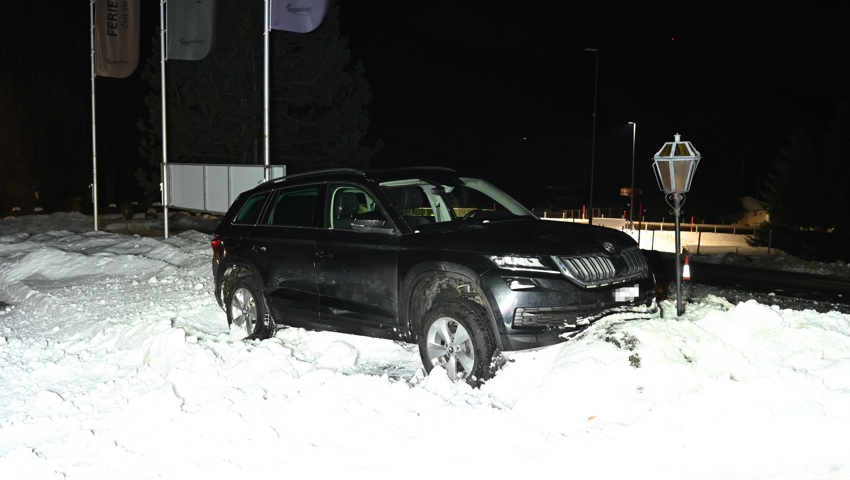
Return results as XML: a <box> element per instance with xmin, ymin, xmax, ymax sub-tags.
<box><xmin>652</xmin><ymin>133</ymin><xmax>702</xmax><ymax>315</ymax></box>
<box><xmin>653</xmin><ymin>133</ymin><xmax>701</xmax><ymax>194</ymax></box>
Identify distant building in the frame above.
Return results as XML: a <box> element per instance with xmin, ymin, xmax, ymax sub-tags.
<box><xmin>735</xmin><ymin>196</ymin><xmax>769</xmax><ymax>226</ymax></box>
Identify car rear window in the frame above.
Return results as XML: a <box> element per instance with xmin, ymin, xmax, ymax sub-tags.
<box><xmin>233</xmin><ymin>192</ymin><xmax>270</xmax><ymax>225</ymax></box>
<box><xmin>263</xmin><ymin>186</ymin><xmax>319</xmax><ymax>227</ymax></box>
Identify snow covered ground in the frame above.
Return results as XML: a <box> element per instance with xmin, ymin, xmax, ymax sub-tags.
<box><xmin>2</xmin><ymin>212</ymin><xmax>850</xmax><ymax>479</ymax></box>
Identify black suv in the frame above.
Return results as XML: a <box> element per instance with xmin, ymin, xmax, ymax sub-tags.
<box><xmin>211</xmin><ymin>167</ymin><xmax>656</xmax><ymax>384</ymax></box>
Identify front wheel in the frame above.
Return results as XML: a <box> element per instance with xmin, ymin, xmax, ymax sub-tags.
<box><xmin>418</xmin><ymin>299</ymin><xmax>496</xmax><ymax>386</ymax></box>
<box><xmin>224</xmin><ymin>275</ymin><xmax>275</xmax><ymax>340</ymax></box>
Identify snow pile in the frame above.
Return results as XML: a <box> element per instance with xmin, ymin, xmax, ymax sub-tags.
<box><xmin>0</xmin><ymin>211</ymin><xmax>219</xmax><ymax>237</ymax></box>
<box><xmin>2</xmin><ymin>213</ymin><xmax>850</xmax><ymax>479</ymax></box>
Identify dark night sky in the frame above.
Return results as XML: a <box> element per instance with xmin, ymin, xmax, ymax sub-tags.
<box><xmin>337</xmin><ymin>1</ymin><xmax>846</xmax><ymax>215</ymax></box>
<box><xmin>2</xmin><ymin>1</ymin><xmax>846</xmax><ymax>217</ymax></box>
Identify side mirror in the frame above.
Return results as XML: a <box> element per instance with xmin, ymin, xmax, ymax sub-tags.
<box><xmin>351</xmin><ymin>212</ymin><xmax>394</xmax><ymax>234</ymax></box>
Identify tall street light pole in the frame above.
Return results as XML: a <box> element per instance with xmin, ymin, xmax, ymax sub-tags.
<box><xmin>586</xmin><ymin>48</ymin><xmax>598</xmax><ymax>226</ymax></box>
<box><xmin>629</xmin><ymin>121</ymin><xmax>636</xmax><ymax>230</ymax></box>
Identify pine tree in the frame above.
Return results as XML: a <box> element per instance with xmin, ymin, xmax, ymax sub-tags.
<box><xmin>136</xmin><ymin>1</ymin><xmax>375</xmax><ymax>201</ymax></box>
<box><xmin>748</xmin><ymin>127</ymin><xmax>817</xmax><ymax>257</ymax></box>
<box><xmin>269</xmin><ymin>3</ymin><xmax>374</xmax><ymax>171</ymax></box>
<box><xmin>136</xmin><ymin>38</ymin><xmax>163</xmax><ymax>200</ymax></box>
<box><xmin>1</xmin><ymin>3</ymin><xmax>89</xmax><ymax>212</ymax></box>
<box><xmin>763</xmin><ymin>127</ymin><xmax>820</xmax><ymax>229</ymax></box>
<box><xmin>753</xmin><ymin>103</ymin><xmax>850</xmax><ymax>261</ymax></box>
<box><xmin>819</xmin><ymin>98</ymin><xmax>850</xmax><ymax>258</ymax></box>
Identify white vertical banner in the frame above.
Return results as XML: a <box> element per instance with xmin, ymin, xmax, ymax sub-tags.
<box><xmin>167</xmin><ymin>0</ymin><xmax>217</xmax><ymax>61</ymax></box>
<box><xmin>269</xmin><ymin>0</ymin><xmax>328</xmax><ymax>33</ymax></box>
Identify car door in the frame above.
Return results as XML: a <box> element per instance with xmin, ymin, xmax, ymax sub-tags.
<box><xmin>315</xmin><ymin>184</ymin><xmax>402</xmax><ymax>329</ymax></box>
<box><xmin>247</xmin><ymin>184</ymin><xmax>322</xmax><ymax>324</ymax></box>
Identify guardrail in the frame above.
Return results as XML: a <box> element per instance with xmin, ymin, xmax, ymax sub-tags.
<box><xmin>626</xmin><ymin>221</ymin><xmax>756</xmax><ymax>235</ymax></box>
<box><xmin>534</xmin><ymin>210</ymin><xmax>757</xmax><ymax>235</ymax></box>
<box><xmin>539</xmin><ymin>214</ymin><xmax>773</xmax><ymax>255</ymax></box>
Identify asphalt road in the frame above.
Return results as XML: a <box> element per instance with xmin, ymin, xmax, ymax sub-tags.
<box><xmin>643</xmin><ymin>250</ymin><xmax>850</xmax><ymax>314</ymax></box>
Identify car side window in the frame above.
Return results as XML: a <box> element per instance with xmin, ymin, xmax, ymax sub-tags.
<box><xmin>328</xmin><ymin>185</ymin><xmax>379</xmax><ymax>230</ymax></box>
<box><xmin>384</xmin><ymin>185</ymin><xmax>436</xmax><ymax>227</ymax></box>
<box><xmin>233</xmin><ymin>192</ymin><xmax>270</xmax><ymax>225</ymax></box>
<box><xmin>263</xmin><ymin>186</ymin><xmax>319</xmax><ymax>227</ymax></box>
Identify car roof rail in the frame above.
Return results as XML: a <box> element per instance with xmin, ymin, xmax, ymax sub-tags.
<box><xmin>367</xmin><ymin>166</ymin><xmax>457</xmax><ymax>174</ymax></box>
<box><xmin>265</xmin><ymin>166</ymin><xmax>459</xmax><ymax>185</ymax></box>
<box><xmin>268</xmin><ymin>168</ymin><xmax>367</xmax><ymax>184</ymax></box>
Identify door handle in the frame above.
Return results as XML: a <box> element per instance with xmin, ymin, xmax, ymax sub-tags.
<box><xmin>316</xmin><ymin>250</ymin><xmax>333</xmax><ymax>259</ymax></box>
<box><xmin>252</xmin><ymin>246</ymin><xmax>267</xmax><ymax>253</ymax></box>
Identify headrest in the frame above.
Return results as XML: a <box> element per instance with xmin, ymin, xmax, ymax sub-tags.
<box><xmin>387</xmin><ymin>187</ymin><xmax>425</xmax><ymax>210</ymax></box>
<box><xmin>337</xmin><ymin>192</ymin><xmax>360</xmax><ymax>216</ymax></box>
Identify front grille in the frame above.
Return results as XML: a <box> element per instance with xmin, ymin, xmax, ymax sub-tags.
<box><xmin>555</xmin><ymin>247</ymin><xmax>648</xmax><ymax>288</ymax></box>
<box><xmin>513</xmin><ymin>306</ymin><xmax>591</xmax><ymax>328</ymax></box>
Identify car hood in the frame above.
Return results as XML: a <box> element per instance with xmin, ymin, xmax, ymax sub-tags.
<box><xmin>405</xmin><ymin>218</ymin><xmax>638</xmax><ymax>256</ymax></box>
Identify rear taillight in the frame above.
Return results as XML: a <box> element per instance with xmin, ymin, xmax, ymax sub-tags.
<box><xmin>211</xmin><ymin>238</ymin><xmax>224</xmax><ymax>263</ymax></box>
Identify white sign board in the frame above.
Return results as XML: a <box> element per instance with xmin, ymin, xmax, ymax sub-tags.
<box><xmin>166</xmin><ymin>164</ymin><xmax>286</xmax><ymax>214</ymax></box>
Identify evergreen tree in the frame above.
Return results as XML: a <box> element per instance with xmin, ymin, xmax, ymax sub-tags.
<box><xmin>269</xmin><ymin>3</ymin><xmax>374</xmax><ymax>171</ymax></box>
<box><xmin>1</xmin><ymin>3</ymin><xmax>89</xmax><ymax>213</ymax></box>
<box><xmin>136</xmin><ymin>40</ymin><xmax>163</xmax><ymax>200</ymax></box>
<box><xmin>749</xmin><ymin>127</ymin><xmax>820</xmax><ymax>257</ymax></box>
<box><xmin>137</xmin><ymin>1</ymin><xmax>375</xmax><ymax>201</ymax></box>
<box><xmin>819</xmin><ymin>98</ymin><xmax>850</xmax><ymax>258</ymax></box>
<box><xmin>763</xmin><ymin>127</ymin><xmax>820</xmax><ymax>229</ymax></box>
<box><xmin>752</xmin><ymin>101</ymin><xmax>850</xmax><ymax>261</ymax></box>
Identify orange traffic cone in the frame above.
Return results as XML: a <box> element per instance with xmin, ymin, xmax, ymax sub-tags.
<box><xmin>682</xmin><ymin>255</ymin><xmax>691</xmax><ymax>281</ymax></box>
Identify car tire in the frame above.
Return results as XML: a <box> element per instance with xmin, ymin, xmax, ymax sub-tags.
<box><xmin>418</xmin><ymin>299</ymin><xmax>496</xmax><ymax>386</ymax></box>
<box><xmin>225</xmin><ymin>274</ymin><xmax>275</xmax><ymax>340</ymax></box>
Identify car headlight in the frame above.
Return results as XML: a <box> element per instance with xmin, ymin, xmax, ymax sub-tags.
<box><xmin>488</xmin><ymin>255</ymin><xmax>557</xmax><ymax>273</ymax></box>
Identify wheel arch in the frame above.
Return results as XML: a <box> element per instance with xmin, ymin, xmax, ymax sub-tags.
<box><xmin>216</xmin><ymin>258</ymin><xmax>267</xmax><ymax>308</ymax></box>
<box><xmin>400</xmin><ymin>261</ymin><xmax>506</xmax><ymax>351</ymax></box>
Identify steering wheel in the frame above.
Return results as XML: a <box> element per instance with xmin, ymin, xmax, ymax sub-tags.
<box><xmin>461</xmin><ymin>209</ymin><xmax>486</xmax><ymax>221</ymax></box>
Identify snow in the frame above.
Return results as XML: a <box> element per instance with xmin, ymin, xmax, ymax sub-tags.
<box><xmin>2</xmin><ymin>212</ymin><xmax>850</xmax><ymax>479</ymax></box>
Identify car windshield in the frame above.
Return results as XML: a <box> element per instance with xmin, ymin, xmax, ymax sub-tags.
<box><xmin>379</xmin><ymin>176</ymin><xmax>535</xmax><ymax>229</ymax></box>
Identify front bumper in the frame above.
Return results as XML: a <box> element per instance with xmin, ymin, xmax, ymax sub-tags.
<box><xmin>480</xmin><ymin>271</ymin><xmax>658</xmax><ymax>351</ymax></box>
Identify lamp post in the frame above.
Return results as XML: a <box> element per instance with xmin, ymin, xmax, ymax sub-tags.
<box><xmin>585</xmin><ymin>47</ymin><xmax>598</xmax><ymax>225</ymax></box>
<box><xmin>628</xmin><ymin>121</ymin><xmax>636</xmax><ymax>230</ymax></box>
<box><xmin>652</xmin><ymin>133</ymin><xmax>701</xmax><ymax>316</ymax></box>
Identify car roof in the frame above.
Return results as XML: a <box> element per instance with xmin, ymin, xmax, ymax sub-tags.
<box><xmin>261</xmin><ymin>166</ymin><xmax>461</xmax><ymax>188</ymax></box>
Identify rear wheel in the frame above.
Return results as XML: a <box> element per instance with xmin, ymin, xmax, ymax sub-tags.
<box><xmin>225</xmin><ymin>275</ymin><xmax>274</xmax><ymax>340</ymax></box>
<box><xmin>418</xmin><ymin>299</ymin><xmax>496</xmax><ymax>386</ymax></box>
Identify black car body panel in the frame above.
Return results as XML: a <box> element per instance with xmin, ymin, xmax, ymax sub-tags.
<box><xmin>212</xmin><ymin>167</ymin><xmax>656</xmax><ymax>354</ymax></box>
<box><xmin>316</xmin><ymin>228</ymin><xmax>401</xmax><ymax>326</ymax></box>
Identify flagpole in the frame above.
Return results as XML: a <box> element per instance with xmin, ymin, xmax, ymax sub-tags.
<box><xmin>160</xmin><ymin>0</ymin><xmax>170</xmax><ymax>238</ymax></box>
<box><xmin>263</xmin><ymin>0</ymin><xmax>271</xmax><ymax>181</ymax></box>
<box><xmin>89</xmin><ymin>0</ymin><xmax>99</xmax><ymax>231</ymax></box>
